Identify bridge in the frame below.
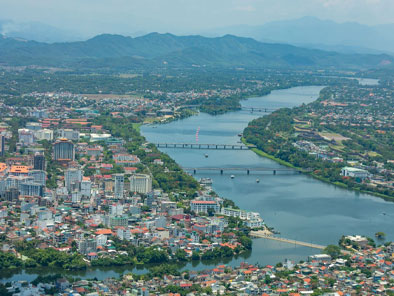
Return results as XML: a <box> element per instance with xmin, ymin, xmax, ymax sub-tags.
<box><xmin>177</xmin><ymin>105</ymin><xmax>277</xmax><ymax>113</ymax></box>
<box><xmin>250</xmin><ymin>231</ymin><xmax>326</xmax><ymax>250</ymax></box>
<box><xmin>154</xmin><ymin>143</ymin><xmax>255</xmax><ymax>150</ymax></box>
<box><xmin>241</xmin><ymin>107</ymin><xmax>277</xmax><ymax>113</ymax></box>
<box><xmin>182</xmin><ymin>166</ymin><xmax>310</xmax><ymax>175</ymax></box>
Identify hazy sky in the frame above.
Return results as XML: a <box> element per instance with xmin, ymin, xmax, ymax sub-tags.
<box><xmin>1</xmin><ymin>0</ymin><xmax>394</xmax><ymax>36</ymax></box>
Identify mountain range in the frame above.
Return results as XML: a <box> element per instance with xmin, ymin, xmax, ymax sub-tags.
<box><xmin>207</xmin><ymin>17</ymin><xmax>394</xmax><ymax>55</ymax></box>
<box><xmin>0</xmin><ymin>32</ymin><xmax>392</xmax><ymax>72</ymax></box>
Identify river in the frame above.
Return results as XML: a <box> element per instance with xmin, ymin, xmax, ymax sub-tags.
<box><xmin>3</xmin><ymin>82</ymin><xmax>392</xmax><ymax>283</ymax></box>
<box><xmin>141</xmin><ymin>85</ymin><xmax>394</xmax><ymax>261</ymax></box>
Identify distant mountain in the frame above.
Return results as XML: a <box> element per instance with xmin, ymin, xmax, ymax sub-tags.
<box><xmin>0</xmin><ymin>33</ymin><xmax>392</xmax><ymax>71</ymax></box>
<box><xmin>0</xmin><ymin>19</ymin><xmax>83</xmax><ymax>43</ymax></box>
<box><xmin>208</xmin><ymin>17</ymin><xmax>394</xmax><ymax>54</ymax></box>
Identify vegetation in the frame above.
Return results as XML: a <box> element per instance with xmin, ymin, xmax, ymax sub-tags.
<box><xmin>1</xmin><ymin>33</ymin><xmax>391</xmax><ymax>72</ymax></box>
<box><xmin>243</xmin><ymin>83</ymin><xmax>394</xmax><ymax>200</ymax></box>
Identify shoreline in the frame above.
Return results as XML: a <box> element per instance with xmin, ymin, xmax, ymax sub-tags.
<box><xmin>242</xmin><ymin>137</ymin><xmax>394</xmax><ymax>202</ymax></box>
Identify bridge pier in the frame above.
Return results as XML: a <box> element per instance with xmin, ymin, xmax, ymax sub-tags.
<box><xmin>247</xmin><ymin>169</ymin><xmax>250</xmax><ymax>175</ymax></box>
<box><xmin>220</xmin><ymin>169</ymin><xmax>223</xmax><ymax>175</ymax></box>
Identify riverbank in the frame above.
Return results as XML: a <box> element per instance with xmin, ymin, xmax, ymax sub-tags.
<box><xmin>242</xmin><ymin>122</ymin><xmax>394</xmax><ymax>202</ymax></box>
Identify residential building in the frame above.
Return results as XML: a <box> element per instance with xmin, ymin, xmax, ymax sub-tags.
<box><xmin>0</xmin><ymin>135</ymin><xmax>5</xmax><ymax>156</ymax></box>
<box><xmin>65</xmin><ymin>168</ymin><xmax>82</xmax><ymax>192</ymax></box>
<box><xmin>190</xmin><ymin>200</ymin><xmax>220</xmax><ymax>214</ymax></box>
<box><xmin>114</xmin><ymin>174</ymin><xmax>124</xmax><ymax>199</ymax></box>
<box><xmin>34</xmin><ymin>129</ymin><xmax>54</xmax><ymax>141</ymax></box>
<box><xmin>33</xmin><ymin>152</ymin><xmax>46</xmax><ymax>170</ymax></box>
<box><xmin>28</xmin><ymin>170</ymin><xmax>46</xmax><ymax>186</ymax></box>
<box><xmin>59</xmin><ymin>129</ymin><xmax>80</xmax><ymax>141</ymax></box>
<box><xmin>130</xmin><ymin>174</ymin><xmax>152</xmax><ymax>194</ymax></box>
<box><xmin>18</xmin><ymin>128</ymin><xmax>34</xmax><ymax>145</ymax></box>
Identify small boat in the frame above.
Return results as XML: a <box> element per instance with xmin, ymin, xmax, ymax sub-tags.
<box><xmin>256</xmin><ymin>179</ymin><xmax>260</xmax><ymax>183</ymax></box>
<box><xmin>204</xmin><ymin>154</ymin><xmax>208</xmax><ymax>158</ymax></box>
<box><xmin>199</xmin><ymin>178</ymin><xmax>213</xmax><ymax>185</ymax></box>
<box><xmin>230</xmin><ymin>175</ymin><xmax>235</xmax><ymax>179</ymax></box>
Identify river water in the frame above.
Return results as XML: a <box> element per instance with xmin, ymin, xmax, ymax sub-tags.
<box><xmin>3</xmin><ymin>82</ymin><xmax>393</xmax><ymax>282</ymax></box>
<box><xmin>141</xmin><ymin>85</ymin><xmax>394</xmax><ymax>261</ymax></box>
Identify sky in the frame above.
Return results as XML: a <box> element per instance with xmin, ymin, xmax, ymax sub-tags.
<box><xmin>1</xmin><ymin>0</ymin><xmax>394</xmax><ymax>37</ymax></box>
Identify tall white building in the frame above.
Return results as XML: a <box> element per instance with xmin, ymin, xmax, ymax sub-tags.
<box><xmin>34</xmin><ymin>129</ymin><xmax>54</xmax><ymax>141</ymax></box>
<box><xmin>18</xmin><ymin>129</ymin><xmax>35</xmax><ymax>145</ymax></box>
<box><xmin>110</xmin><ymin>203</ymin><xmax>124</xmax><ymax>216</ymax></box>
<box><xmin>59</xmin><ymin>129</ymin><xmax>80</xmax><ymax>141</ymax></box>
<box><xmin>114</xmin><ymin>174</ymin><xmax>124</xmax><ymax>199</ymax></box>
<box><xmin>81</xmin><ymin>177</ymin><xmax>92</xmax><ymax>197</ymax></box>
<box><xmin>130</xmin><ymin>174</ymin><xmax>152</xmax><ymax>194</ymax></box>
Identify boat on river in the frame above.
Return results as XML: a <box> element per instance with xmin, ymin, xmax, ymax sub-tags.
<box><xmin>230</xmin><ymin>175</ymin><xmax>235</xmax><ymax>179</ymax></box>
<box><xmin>199</xmin><ymin>178</ymin><xmax>213</xmax><ymax>185</ymax></box>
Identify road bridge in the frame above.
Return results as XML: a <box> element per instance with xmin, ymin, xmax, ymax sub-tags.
<box><xmin>250</xmin><ymin>231</ymin><xmax>326</xmax><ymax>250</ymax></box>
<box><xmin>182</xmin><ymin>166</ymin><xmax>311</xmax><ymax>175</ymax></box>
<box><xmin>177</xmin><ymin>105</ymin><xmax>278</xmax><ymax>113</ymax></box>
<box><xmin>154</xmin><ymin>143</ymin><xmax>255</xmax><ymax>150</ymax></box>
<box><xmin>241</xmin><ymin>107</ymin><xmax>277</xmax><ymax>113</ymax></box>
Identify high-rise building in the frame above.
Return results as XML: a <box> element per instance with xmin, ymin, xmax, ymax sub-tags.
<box><xmin>114</xmin><ymin>174</ymin><xmax>124</xmax><ymax>199</ymax></box>
<box><xmin>5</xmin><ymin>188</ymin><xmax>19</xmax><ymax>202</ymax></box>
<box><xmin>65</xmin><ymin>168</ymin><xmax>82</xmax><ymax>192</ymax></box>
<box><xmin>0</xmin><ymin>135</ymin><xmax>5</xmax><ymax>157</ymax></box>
<box><xmin>81</xmin><ymin>177</ymin><xmax>92</xmax><ymax>197</ymax></box>
<box><xmin>53</xmin><ymin>139</ymin><xmax>75</xmax><ymax>161</ymax></box>
<box><xmin>28</xmin><ymin>170</ymin><xmax>47</xmax><ymax>186</ymax></box>
<box><xmin>33</xmin><ymin>152</ymin><xmax>46</xmax><ymax>170</ymax></box>
<box><xmin>19</xmin><ymin>182</ymin><xmax>44</xmax><ymax>197</ymax></box>
<box><xmin>130</xmin><ymin>174</ymin><xmax>152</xmax><ymax>194</ymax></box>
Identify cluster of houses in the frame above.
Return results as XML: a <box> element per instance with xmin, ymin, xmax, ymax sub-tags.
<box><xmin>0</xmin><ymin>105</ymin><xmax>266</xmax><ymax>273</ymax></box>
<box><xmin>5</xmin><ymin>240</ymin><xmax>394</xmax><ymax>295</ymax></box>
<box><xmin>290</xmin><ymin>83</ymin><xmax>394</xmax><ymax>192</ymax></box>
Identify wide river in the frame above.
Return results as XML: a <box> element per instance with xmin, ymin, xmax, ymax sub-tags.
<box><xmin>141</xmin><ymin>85</ymin><xmax>394</xmax><ymax>261</ymax></box>
<box><xmin>3</xmin><ymin>83</ymin><xmax>393</xmax><ymax>283</ymax></box>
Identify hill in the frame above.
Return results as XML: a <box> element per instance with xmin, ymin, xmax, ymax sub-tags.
<box><xmin>0</xmin><ymin>32</ymin><xmax>392</xmax><ymax>71</ymax></box>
